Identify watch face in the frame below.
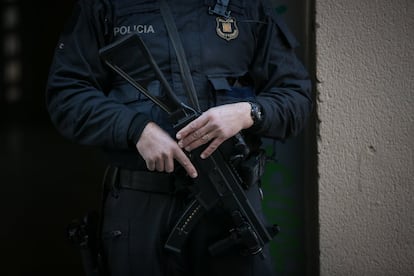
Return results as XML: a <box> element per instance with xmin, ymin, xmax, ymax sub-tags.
<box><xmin>255</xmin><ymin>105</ymin><xmax>262</xmax><ymax>120</ymax></box>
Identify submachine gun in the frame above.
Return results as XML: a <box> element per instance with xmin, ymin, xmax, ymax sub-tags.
<box><xmin>98</xmin><ymin>32</ymin><xmax>278</xmax><ymax>258</ymax></box>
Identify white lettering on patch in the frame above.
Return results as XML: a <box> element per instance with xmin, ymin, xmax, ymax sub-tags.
<box><xmin>113</xmin><ymin>25</ymin><xmax>155</xmax><ymax>36</ymax></box>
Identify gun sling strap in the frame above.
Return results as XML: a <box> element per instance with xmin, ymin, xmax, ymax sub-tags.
<box><xmin>159</xmin><ymin>0</ymin><xmax>200</xmax><ymax>111</ymax></box>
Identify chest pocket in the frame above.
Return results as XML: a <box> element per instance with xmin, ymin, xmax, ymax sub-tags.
<box><xmin>208</xmin><ymin>76</ymin><xmax>255</xmax><ymax>106</ymax></box>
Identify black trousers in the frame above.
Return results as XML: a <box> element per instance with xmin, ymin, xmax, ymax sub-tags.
<box><xmin>101</xmin><ymin>170</ymin><xmax>276</xmax><ymax>276</ymax></box>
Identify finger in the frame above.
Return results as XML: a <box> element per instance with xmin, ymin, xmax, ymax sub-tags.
<box><xmin>200</xmin><ymin>137</ymin><xmax>224</xmax><ymax>159</ymax></box>
<box><xmin>191</xmin><ymin>130</ymin><xmax>202</xmax><ymax>140</ymax></box>
<box><xmin>165</xmin><ymin>157</ymin><xmax>174</xmax><ymax>173</ymax></box>
<box><xmin>179</xmin><ymin>125</ymin><xmax>214</xmax><ymax>149</ymax></box>
<box><xmin>146</xmin><ymin>160</ymin><xmax>155</xmax><ymax>171</ymax></box>
<box><xmin>201</xmin><ymin>134</ymin><xmax>210</xmax><ymax>142</ymax></box>
<box><xmin>182</xmin><ymin>122</ymin><xmax>218</xmax><ymax>151</ymax></box>
<box><xmin>175</xmin><ymin>150</ymin><xmax>198</xmax><ymax>178</ymax></box>
<box><xmin>155</xmin><ymin>159</ymin><xmax>164</xmax><ymax>172</ymax></box>
<box><xmin>182</xmin><ymin>133</ymin><xmax>212</xmax><ymax>152</ymax></box>
<box><xmin>176</xmin><ymin>116</ymin><xmax>208</xmax><ymax>140</ymax></box>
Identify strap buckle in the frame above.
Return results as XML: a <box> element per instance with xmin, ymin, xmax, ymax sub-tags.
<box><xmin>208</xmin><ymin>0</ymin><xmax>231</xmax><ymax>19</ymax></box>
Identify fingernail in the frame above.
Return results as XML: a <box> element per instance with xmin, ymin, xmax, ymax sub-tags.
<box><xmin>191</xmin><ymin>172</ymin><xmax>198</xmax><ymax>178</ymax></box>
<box><xmin>176</xmin><ymin>133</ymin><xmax>181</xmax><ymax>139</ymax></box>
<box><xmin>200</xmin><ymin>154</ymin><xmax>206</xmax><ymax>159</ymax></box>
<box><xmin>178</xmin><ymin>141</ymin><xmax>183</xmax><ymax>147</ymax></box>
<box><xmin>185</xmin><ymin>146</ymin><xmax>191</xmax><ymax>151</ymax></box>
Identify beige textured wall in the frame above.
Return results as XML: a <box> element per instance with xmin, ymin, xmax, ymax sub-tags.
<box><xmin>315</xmin><ymin>0</ymin><xmax>414</xmax><ymax>275</ymax></box>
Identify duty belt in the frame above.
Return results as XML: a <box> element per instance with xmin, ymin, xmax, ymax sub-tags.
<box><xmin>103</xmin><ymin>166</ymin><xmax>179</xmax><ymax>194</ymax></box>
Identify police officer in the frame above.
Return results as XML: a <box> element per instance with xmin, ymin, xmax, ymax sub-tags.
<box><xmin>46</xmin><ymin>0</ymin><xmax>312</xmax><ymax>275</ymax></box>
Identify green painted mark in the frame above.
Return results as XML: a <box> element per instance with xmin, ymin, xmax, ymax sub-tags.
<box><xmin>275</xmin><ymin>5</ymin><xmax>288</xmax><ymax>15</ymax></box>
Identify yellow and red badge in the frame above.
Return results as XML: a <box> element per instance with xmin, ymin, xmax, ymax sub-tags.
<box><xmin>216</xmin><ymin>17</ymin><xmax>239</xmax><ymax>41</ymax></box>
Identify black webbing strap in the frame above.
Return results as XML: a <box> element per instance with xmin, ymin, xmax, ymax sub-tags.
<box><xmin>159</xmin><ymin>0</ymin><xmax>201</xmax><ymax>111</ymax></box>
<box><xmin>208</xmin><ymin>0</ymin><xmax>231</xmax><ymax>19</ymax></box>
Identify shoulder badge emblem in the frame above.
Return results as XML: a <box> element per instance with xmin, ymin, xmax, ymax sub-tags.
<box><xmin>216</xmin><ymin>17</ymin><xmax>239</xmax><ymax>41</ymax></box>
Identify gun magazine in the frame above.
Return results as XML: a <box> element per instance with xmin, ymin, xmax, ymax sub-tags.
<box><xmin>164</xmin><ymin>199</ymin><xmax>206</xmax><ymax>254</ymax></box>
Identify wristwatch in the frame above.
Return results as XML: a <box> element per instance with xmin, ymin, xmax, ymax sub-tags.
<box><xmin>248</xmin><ymin>102</ymin><xmax>263</xmax><ymax>127</ymax></box>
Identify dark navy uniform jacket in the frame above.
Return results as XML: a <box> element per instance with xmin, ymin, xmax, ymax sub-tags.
<box><xmin>46</xmin><ymin>0</ymin><xmax>312</xmax><ymax>170</ymax></box>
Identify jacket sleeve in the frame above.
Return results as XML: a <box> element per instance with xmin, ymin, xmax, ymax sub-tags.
<box><xmin>45</xmin><ymin>0</ymin><xmax>150</xmax><ymax>149</ymax></box>
<box><xmin>252</xmin><ymin>7</ymin><xmax>313</xmax><ymax>140</ymax></box>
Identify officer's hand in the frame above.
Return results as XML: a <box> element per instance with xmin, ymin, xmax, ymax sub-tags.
<box><xmin>136</xmin><ymin>122</ymin><xmax>198</xmax><ymax>178</ymax></box>
<box><xmin>176</xmin><ymin>102</ymin><xmax>253</xmax><ymax>159</ymax></box>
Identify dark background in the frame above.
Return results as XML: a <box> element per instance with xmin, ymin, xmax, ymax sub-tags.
<box><xmin>0</xmin><ymin>1</ymin><xmax>318</xmax><ymax>275</ymax></box>
<box><xmin>1</xmin><ymin>1</ymin><xmax>106</xmax><ymax>275</ymax></box>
